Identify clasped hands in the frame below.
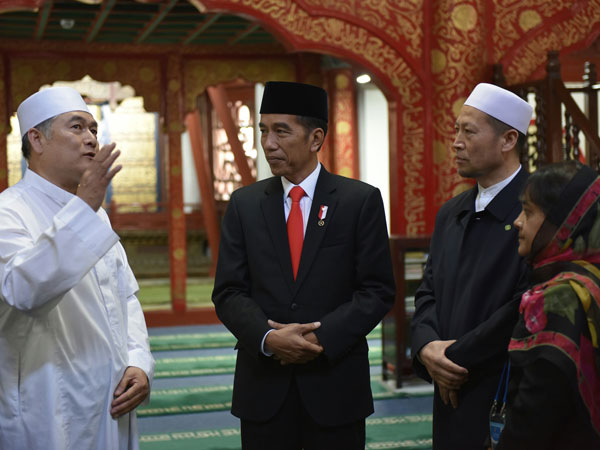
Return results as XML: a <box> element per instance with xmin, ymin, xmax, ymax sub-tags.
<box><xmin>419</xmin><ymin>340</ymin><xmax>469</xmax><ymax>409</ymax></box>
<box><xmin>264</xmin><ymin>319</ymin><xmax>324</xmax><ymax>365</ymax></box>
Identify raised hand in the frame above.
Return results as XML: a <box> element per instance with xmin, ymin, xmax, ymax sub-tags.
<box><xmin>77</xmin><ymin>143</ymin><xmax>122</xmax><ymax>211</ymax></box>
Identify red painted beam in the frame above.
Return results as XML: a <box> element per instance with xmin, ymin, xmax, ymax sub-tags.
<box><xmin>185</xmin><ymin>109</ymin><xmax>221</xmax><ymax>277</ymax></box>
<box><xmin>0</xmin><ymin>0</ymin><xmax>43</xmax><ymax>14</ymax></box>
<box><xmin>206</xmin><ymin>84</ymin><xmax>254</xmax><ymax>186</ymax></box>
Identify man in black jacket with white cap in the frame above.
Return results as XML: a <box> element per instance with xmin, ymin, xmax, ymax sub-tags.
<box><xmin>411</xmin><ymin>83</ymin><xmax>533</xmax><ymax>450</ymax></box>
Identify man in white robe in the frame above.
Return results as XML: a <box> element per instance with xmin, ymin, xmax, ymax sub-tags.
<box><xmin>0</xmin><ymin>87</ymin><xmax>155</xmax><ymax>450</ymax></box>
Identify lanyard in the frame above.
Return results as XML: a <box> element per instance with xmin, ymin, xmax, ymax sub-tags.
<box><xmin>494</xmin><ymin>361</ymin><xmax>511</xmax><ymax>405</ymax></box>
<box><xmin>489</xmin><ymin>361</ymin><xmax>511</xmax><ymax>449</ymax></box>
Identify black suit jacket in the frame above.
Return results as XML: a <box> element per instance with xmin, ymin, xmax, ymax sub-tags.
<box><xmin>212</xmin><ymin>167</ymin><xmax>395</xmax><ymax>426</ymax></box>
<box><xmin>410</xmin><ymin>169</ymin><xmax>530</xmax><ymax>450</ymax></box>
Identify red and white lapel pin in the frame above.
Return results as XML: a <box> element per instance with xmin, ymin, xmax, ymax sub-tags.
<box><xmin>318</xmin><ymin>205</ymin><xmax>328</xmax><ymax>227</ymax></box>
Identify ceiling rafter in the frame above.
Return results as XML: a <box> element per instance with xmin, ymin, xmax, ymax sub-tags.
<box><xmin>34</xmin><ymin>0</ymin><xmax>52</xmax><ymax>40</ymax></box>
<box><xmin>85</xmin><ymin>0</ymin><xmax>116</xmax><ymax>43</ymax></box>
<box><xmin>183</xmin><ymin>12</ymin><xmax>220</xmax><ymax>45</ymax></box>
<box><xmin>0</xmin><ymin>0</ymin><xmax>43</xmax><ymax>14</ymax></box>
<box><xmin>227</xmin><ymin>23</ymin><xmax>259</xmax><ymax>46</ymax></box>
<box><xmin>0</xmin><ymin>1</ymin><xmax>282</xmax><ymax>49</ymax></box>
<box><xmin>135</xmin><ymin>0</ymin><xmax>178</xmax><ymax>44</ymax></box>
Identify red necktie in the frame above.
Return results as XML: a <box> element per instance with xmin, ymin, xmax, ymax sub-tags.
<box><xmin>287</xmin><ymin>186</ymin><xmax>305</xmax><ymax>280</ymax></box>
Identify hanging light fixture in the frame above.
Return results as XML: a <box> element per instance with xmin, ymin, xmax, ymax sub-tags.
<box><xmin>60</xmin><ymin>18</ymin><xmax>75</xmax><ymax>29</ymax></box>
<box><xmin>356</xmin><ymin>74</ymin><xmax>371</xmax><ymax>84</ymax></box>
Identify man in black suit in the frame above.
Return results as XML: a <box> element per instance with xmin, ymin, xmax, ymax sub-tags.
<box><xmin>212</xmin><ymin>81</ymin><xmax>395</xmax><ymax>450</ymax></box>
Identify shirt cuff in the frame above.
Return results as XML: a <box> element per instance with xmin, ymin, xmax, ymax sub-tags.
<box><xmin>128</xmin><ymin>350</ymin><xmax>155</xmax><ymax>384</ymax></box>
<box><xmin>261</xmin><ymin>329</ymin><xmax>275</xmax><ymax>356</ymax></box>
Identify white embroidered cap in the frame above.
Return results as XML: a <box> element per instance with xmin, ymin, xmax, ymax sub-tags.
<box><xmin>17</xmin><ymin>87</ymin><xmax>91</xmax><ymax>137</ymax></box>
<box><xmin>464</xmin><ymin>83</ymin><xmax>533</xmax><ymax>134</ymax></box>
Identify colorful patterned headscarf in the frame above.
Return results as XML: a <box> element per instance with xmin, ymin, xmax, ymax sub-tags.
<box><xmin>509</xmin><ymin>163</ymin><xmax>600</xmax><ymax>437</ymax></box>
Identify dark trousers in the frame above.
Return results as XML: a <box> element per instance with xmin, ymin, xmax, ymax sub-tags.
<box><xmin>240</xmin><ymin>379</ymin><xmax>366</xmax><ymax>450</ymax></box>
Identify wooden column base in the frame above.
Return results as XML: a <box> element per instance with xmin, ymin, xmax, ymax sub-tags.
<box><xmin>144</xmin><ymin>307</ymin><xmax>220</xmax><ymax>327</ymax></box>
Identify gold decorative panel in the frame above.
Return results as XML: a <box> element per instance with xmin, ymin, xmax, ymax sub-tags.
<box><xmin>431</xmin><ymin>0</ymin><xmax>486</xmax><ymax>208</ymax></box>
<box><xmin>298</xmin><ymin>0</ymin><xmax>424</xmax><ymax>59</ymax></box>
<box><xmin>504</xmin><ymin>1</ymin><xmax>600</xmax><ymax>83</ymax></box>
<box><xmin>10</xmin><ymin>57</ymin><xmax>161</xmax><ymax>115</ymax></box>
<box><xmin>94</xmin><ymin>98</ymin><xmax>158</xmax><ymax>208</ymax></box>
<box><xmin>492</xmin><ymin>1</ymin><xmax>569</xmax><ymax>61</ymax></box>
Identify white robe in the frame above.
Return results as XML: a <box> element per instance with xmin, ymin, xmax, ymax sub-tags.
<box><xmin>0</xmin><ymin>170</ymin><xmax>155</xmax><ymax>450</ymax></box>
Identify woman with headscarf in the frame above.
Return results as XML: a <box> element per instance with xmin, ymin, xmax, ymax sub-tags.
<box><xmin>497</xmin><ymin>160</ymin><xmax>600</xmax><ymax>449</ymax></box>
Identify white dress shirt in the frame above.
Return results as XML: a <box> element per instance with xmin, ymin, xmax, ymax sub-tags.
<box><xmin>261</xmin><ymin>163</ymin><xmax>322</xmax><ymax>355</ymax></box>
<box><xmin>0</xmin><ymin>169</ymin><xmax>154</xmax><ymax>450</ymax></box>
<box><xmin>475</xmin><ymin>166</ymin><xmax>522</xmax><ymax>212</ymax></box>
<box><xmin>281</xmin><ymin>162</ymin><xmax>321</xmax><ymax>235</ymax></box>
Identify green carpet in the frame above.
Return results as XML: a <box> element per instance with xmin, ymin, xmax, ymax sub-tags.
<box><xmin>154</xmin><ymin>347</ymin><xmax>382</xmax><ymax>378</ymax></box>
<box><xmin>150</xmin><ymin>325</ymin><xmax>382</xmax><ymax>352</ymax></box>
<box><xmin>139</xmin><ymin>414</ymin><xmax>432</xmax><ymax>450</ymax></box>
<box><xmin>150</xmin><ymin>332</ymin><xmax>237</xmax><ymax>351</ymax></box>
<box><xmin>139</xmin><ymin>378</ymin><xmax>432</xmax><ymax>417</ymax></box>
<box><xmin>155</xmin><ymin>354</ymin><xmax>237</xmax><ymax>378</ymax></box>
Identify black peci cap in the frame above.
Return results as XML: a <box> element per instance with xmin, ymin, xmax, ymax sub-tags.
<box><xmin>259</xmin><ymin>81</ymin><xmax>328</xmax><ymax>122</ymax></box>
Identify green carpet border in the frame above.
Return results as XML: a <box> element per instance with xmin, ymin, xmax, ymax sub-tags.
<box><xmin>150</xmin><ymin>325</ymin><xmax>382</xmax><ymax>352</ymax></box>
<box><xmin>153</xmin><ymin>348</ymin><xmax>383</xmax><ymax>378</ymax></box>
<box><xmin>140</xmin><ymin>414</ymin><xmax>433</xmax><ymax>450</ymax></box>
<box><xmin>139</xmin><ymin>378</ymin><xmax>433</xmax><ymax>417</ymax></box>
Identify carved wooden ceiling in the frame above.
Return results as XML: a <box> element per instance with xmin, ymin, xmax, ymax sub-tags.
<box><xmin>0</xmin><ymin>0</ymin><xmax>283</xmax><ymax>49</ymax></box>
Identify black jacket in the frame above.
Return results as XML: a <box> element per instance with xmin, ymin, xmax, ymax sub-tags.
<box><xmin>411</xmin><ymin>169</ymin><xmax>530</xmax><ymax>450</ymax></box>
<box><xmin>212</xmin><ymin>167</ymin><xmax>395</xmax><ymax>426</ymax></box>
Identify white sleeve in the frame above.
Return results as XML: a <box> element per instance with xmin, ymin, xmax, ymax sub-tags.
<box><xmin>0</xmin><ymin>196</ymin><xmax>119</xmax><ymax>314</ymax></box>
<box><xmin>126</xmin><ymin>291</ymin><xmax>155</xmax><ymax>407</ymax></box>
<box><xmin>112</xmin><ymin>241</ymin><xmax>155</xmax><ymax>391</ymax></box>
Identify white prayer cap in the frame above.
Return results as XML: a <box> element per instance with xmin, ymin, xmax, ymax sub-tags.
<box><xmin>464</xmin><ymin>83</ymin><xmax>533</xmax><ymax>134</ymax></box>
<box><xmin>17</xmin><ymin>87</ymin><xmax>91</xmax><ymax>137</ymax></box>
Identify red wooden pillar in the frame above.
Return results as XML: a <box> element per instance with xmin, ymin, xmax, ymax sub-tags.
<box><xmin>545</xmin><ymin>51</ymin><xmax>563</xmax><ymax>164</ymax></box>
<box><xmin>165</xmin><ymin>54</ymin><xmax>187</xmax><ymax>312</ymax></box>
<box><xmin>325</xmin><ymin>69</ymin><xmax>359</xmax><ymax>179</ymax></box>
<box><xmin>185</xmin><ymin>109</ymin><xmax>220</xmax><ymax>276</ymax></box>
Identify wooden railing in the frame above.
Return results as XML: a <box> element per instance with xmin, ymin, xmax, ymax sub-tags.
<box><xmin>106</xmin><ymin>201</ymin><xmax>227</xmax><ymax>231</ymax></box>
<box><xmin>494</xmin><ymin>51</ymin><xmax>600</xmax><ymax>171</ymax></box>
